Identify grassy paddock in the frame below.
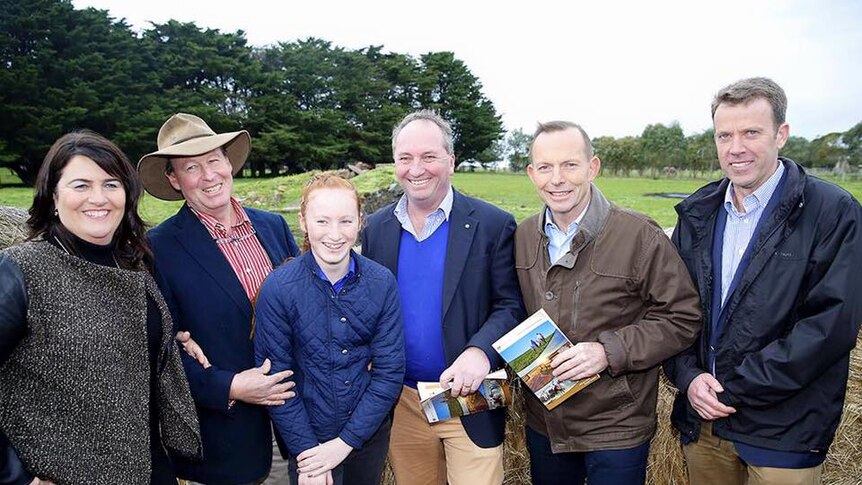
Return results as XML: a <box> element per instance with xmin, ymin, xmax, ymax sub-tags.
<box><xmin>0</xmin><ymin>167</ymin><xmax>23</xmax><ymax>186</ymax></box>
<box><xmin>2</xmin><ymin>170</ymin><xmax>861</xmax><ymax>230</ymax></box>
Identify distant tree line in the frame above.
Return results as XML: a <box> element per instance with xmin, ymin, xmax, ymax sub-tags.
<box><xmin>0</xmin><ymin>0</ymin><xmax>503</xmax><ymax>185</ymax></box>
<box><xmin>500</xmin><ymin>122</ymin><xmax>862</xmax><ymax>176</ymax></box>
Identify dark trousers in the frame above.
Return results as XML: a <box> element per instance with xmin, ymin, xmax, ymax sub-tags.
<box><xmin>526</xmin><ymin>426</ymin><xmax>650</xmax><ymax>485</ymax></box>
<box><xmin>150</xmin><ymin>445</ymin><xmax>177</xmax><ymax>485</ymax></box>
<box><xmin>288</xmin><ymin>417</ymin><xmax>391</xmax><ymax>485</ymax></box>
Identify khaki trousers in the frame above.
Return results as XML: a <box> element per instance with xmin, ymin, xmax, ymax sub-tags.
<box><xmin>389</xmin><ymin>386</ymin><xmax>503</xmax><ymax>485</ymax></box>
<box><xmin>684</xmin><ymin>422</ymin><xmax>823</xmax><ymax>485</ymax></box>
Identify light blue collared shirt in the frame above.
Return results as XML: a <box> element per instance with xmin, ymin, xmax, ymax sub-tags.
<box><xmin>393</xmin><ymin>186</ymin><xmax>454</xmax><ymax>242</ymax></box>
<box><xmin>544</xmin><ymin>203</ymin><xmax>589</xmax><ymax>265</ymax></box>
<box><xmin>720</xmin><ymin>161</ymin><xmax>785</xmax><ymax>305</ymax></box>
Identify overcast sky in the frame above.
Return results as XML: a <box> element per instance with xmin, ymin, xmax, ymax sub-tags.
<box><xmin>73</xmin><ymin>0</ymin><xmax>862</xmax><ymax>140</ymax></box>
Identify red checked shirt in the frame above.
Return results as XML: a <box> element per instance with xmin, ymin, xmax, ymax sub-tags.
<box><xmin>190</xmin><ymin>198</ymin><xmax>273</xmax><ymax>301</ymax></box>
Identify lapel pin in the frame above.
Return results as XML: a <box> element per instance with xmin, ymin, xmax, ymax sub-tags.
<box><xmin>465</xmin><ymin>223</ymin><xmax>471</xmax><ymax>229</ymax></box>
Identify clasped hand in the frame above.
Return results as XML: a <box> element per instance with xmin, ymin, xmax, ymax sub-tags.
<box><xmin>297</xmin><ymin>438</ymin><xmax>352</xmax><ymax>482</ymax></box>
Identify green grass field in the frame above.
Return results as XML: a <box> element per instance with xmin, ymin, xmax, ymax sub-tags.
<box><xmin>506</xmin><ymin>334</ymin><xmax>553</xmax><ymax>374</ymax></box>
<box><xmin>2</xmin><ymin>166</ymin><xmax>861</xmax><ymax>230</ymax></box>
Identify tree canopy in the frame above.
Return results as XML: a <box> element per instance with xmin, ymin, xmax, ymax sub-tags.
<box><xmin>0</xmin><ymin>0</ymin><xmax>504</xmax><ymax>184</ymax></box>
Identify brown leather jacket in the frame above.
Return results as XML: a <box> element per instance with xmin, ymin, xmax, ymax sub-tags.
<box><xmin>514</xmin><ymin>185</ymin><xmax>701</xmax><ymax>453</ymax></box>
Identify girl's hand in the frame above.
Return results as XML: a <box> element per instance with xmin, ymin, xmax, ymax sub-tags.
<box><xmin>297</xmin><ymin>438</ymin><xmax>352</xmax><ymax>477</ymax></box>
<box><xmin>297</xmin><ymin>469</ymin><xmax>333</xmax><ymax>485</ymax></box>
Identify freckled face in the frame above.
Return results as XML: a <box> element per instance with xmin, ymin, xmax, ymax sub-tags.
<box><xmin>300</xmin><ymin>188</ymin><xmax>360</xmax><ymax>272</ymax></box>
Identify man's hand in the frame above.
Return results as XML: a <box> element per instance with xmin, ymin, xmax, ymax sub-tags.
<box><xmin>229</xmin><ymin>358</ymin><xmax>295</xmax><ymax>406</ymax></box>
<box><xmin>30</xmin><ymin>479</ymin><xmax>55</xmax><ymax>485</ymax></box>
<box><xmin>297</xmin><ymin>470</ymin><xmax>333</xmax><ymax>485</ymax></box>
<box><xmin>175</xmin><ymin>331</ymin><xmax>211</xmax><ymax>369</ymax></box>
<box><xmin>550</xmin><ymin>342</ymin><xmax>608</xmax><ymax>381</ymax></box>
<box><xmin>439</xmin><ymin>347</ymin><xmax>491</xmax><ymax>397</ymax></box>
<box><xmin>687</xmin><ymin>373</ymin><xmax>737</xmax><ymax>421</ymax></box>
<box><xmin>297</xmin><ymin>438</ymin><xmax>352</xmax><ymax>478</ymax></box>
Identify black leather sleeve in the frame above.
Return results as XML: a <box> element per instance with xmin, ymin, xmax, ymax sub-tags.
<box><xmin>0</xmin><ymin>255</ymin><xmax>33</xmax><ymax>485</ymax></box>
<box><xmin>0</xmin><ymin>429</ymin><xmax>32</xmax><ymax>485</ymax></box>
<box><xmin>0</xmin><ymin>255</ymin><xmax>27</xmax><ymax>366</ymax></box>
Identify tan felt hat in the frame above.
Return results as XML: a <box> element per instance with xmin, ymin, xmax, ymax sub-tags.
<box><xmin>138</xmin><ymin>113</ymin><xmax>251</xmax><ymax>200</ymax></box>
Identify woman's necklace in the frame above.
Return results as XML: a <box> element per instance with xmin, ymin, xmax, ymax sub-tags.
<box><xmin>53</xmin><ymin>235</ymin><xmax>121</xmax><ymax>268</ymax></box>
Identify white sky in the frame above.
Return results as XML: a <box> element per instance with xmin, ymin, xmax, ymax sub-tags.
<box><xmin>73</xmin><ymin>0</ymin><xmax>862</xmax><ymax>140</ymax></box>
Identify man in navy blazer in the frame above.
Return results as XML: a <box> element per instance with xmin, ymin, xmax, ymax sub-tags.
<box><xmin>138</xmin><ymin>114</ymin><xmax>300</xmax><ymax>485</ymax></box>
<box><xmin>361</xmin><ymin>110</ymin><xmax>524</xmax><ymax>485</ymax></box>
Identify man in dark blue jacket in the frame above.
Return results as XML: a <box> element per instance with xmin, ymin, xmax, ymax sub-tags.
<box><xmin>362</xmin><ymin>110</ymin><xmax>524</xmax><ymax>485</ymax></box>
<box><xmin>138</xmin><ymin>114</ymin><xmax>300</xmax><ymax>485</ymax></box>
<box><xmin>665</xmin><ymin>77</ymin><xmax>862</xmax><ymax>485</ymax></box>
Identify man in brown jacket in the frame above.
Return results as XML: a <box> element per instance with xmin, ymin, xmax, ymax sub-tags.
<box><xmin>515</xmin><ymin>120</ymin><xmax>702</xmax><ymax>485</ymax></box>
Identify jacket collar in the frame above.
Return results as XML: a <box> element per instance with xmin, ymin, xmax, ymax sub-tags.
<box><xmin>442</xmin><ymin>190</ymin><xmax>478</xmax><ymax>318</ymax></box>
<box><xmin>171</xmin><ymin>204</ymin><xmax>255</xmax><ymax>318</ymax></box>
<box><xmin>525</xmin><ymin>184</ymin><xmax>612</xmax><ymax>269</ymax></box>
<box><xmin>675</xmin><ymin>158</ymin><xmax>807</xmax><ymax>240</ymax></box>
<box><xmin>533</xmin><ymin>183</ymin><xmax>612</xmax><ymax>243</ymax></box>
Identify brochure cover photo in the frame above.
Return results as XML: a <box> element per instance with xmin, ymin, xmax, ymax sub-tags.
<box><xmin>417</xmin><ymin>369</ymin><xmax>512</xmax><ymax>423</ymax></box>
<box><xmin>493</xmin><ymin>309</ymin><xmax>599</xmax><ymax>411</ymax></box>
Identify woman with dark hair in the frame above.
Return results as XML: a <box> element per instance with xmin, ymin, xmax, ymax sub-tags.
<box><xmin>0</xmin><ymin>130</ymin><xmax>201</xmax><ymax>485</ymax></box>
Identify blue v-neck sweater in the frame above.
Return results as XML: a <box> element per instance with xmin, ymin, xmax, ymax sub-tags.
<box><xmin>397</xmin><ymin>221</ymin><xmax>449</xmax><ymax>387</ymax></box>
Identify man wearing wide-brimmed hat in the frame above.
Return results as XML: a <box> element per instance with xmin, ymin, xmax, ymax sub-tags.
<box><xmin>139</xmin><ymin>113</ymin><xmax>300</xmax><ymax>485</ymax></box>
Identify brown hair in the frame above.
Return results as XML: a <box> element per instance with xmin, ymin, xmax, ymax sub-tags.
<box><xmin>299</xmin><ymin>173</ymin><xmax>362</xmax><ymax>252</ymax></box>
<box><xmin>711</xmin><ymin>77</ymin><xmax>787</xmax><ymax>129</ymax></box>
<box><xmin>530</xmin><ymin>121</ymin><xmax>594</xmax><ymax>161</ymax></box>
<box><xmin>27</xmin><ymin>130</ymin><xmax>153</xmax><ymax>270</ymax></box>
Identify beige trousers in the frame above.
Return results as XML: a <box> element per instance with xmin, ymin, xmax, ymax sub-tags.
<box><xmin>684</xmin><ymin>422</ymin><xmax>823</xmax><ymax>485</ymax></box>
<box><xmin>388</xmin><ymin>386</ymin><xmax>503</xmax><ymax>485</ymax></box>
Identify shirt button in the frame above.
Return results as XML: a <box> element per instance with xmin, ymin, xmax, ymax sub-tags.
<box><xmin>340</xmin><ymin>317</ymin><xmax>347</xmax><ymax>323</ymax></box>
<box><xmin>738</xmin><ymin>249</ymin><xmax>744</xmax><ymax>255</ymax></box>
<box><xmin>544</xmin><ymin>291</ymin><xmax>554</xmax><ymax>301</ymax></box>
<box><xmin>342</xmin><ymin>349</ymin><xmax>348</xmax><ymax>354</ymax></box>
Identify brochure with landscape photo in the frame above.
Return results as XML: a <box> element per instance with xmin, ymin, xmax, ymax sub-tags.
<box><xmin>493</xmin><ymin>309</ymin><xmax>599</xmax><ymax>411</ymax></box>
<box><xmin>417</xmin><ymin>369</ymin><xmax>512</xmax><ymax>423</ymax></box>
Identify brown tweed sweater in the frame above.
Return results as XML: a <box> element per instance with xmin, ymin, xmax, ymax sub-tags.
<box><xmin>0</xmin><ymin>241</ymin><xmax>200</xmax><ymax>484</ymax></box>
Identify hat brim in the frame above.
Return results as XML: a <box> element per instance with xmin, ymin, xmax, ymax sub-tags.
<box><xmin>137</xmin><ymin>131</ymin><xmax>251</xmax><ymax>201</ymax></box>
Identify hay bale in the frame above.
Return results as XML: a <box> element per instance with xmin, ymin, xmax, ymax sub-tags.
<box><xmin>648</xmin><ymin>335</ymin><xmax>862</xmax><ymax>485</ymax></box>
<box><xmin>822</xmin><ymin>337</ymin><xmax>862</xmax><ymax>485</ymax></box>
<box><xmin>0</xmin><ymin>206</ymin><xmax>28</xmax><ymax>250</ymax></box>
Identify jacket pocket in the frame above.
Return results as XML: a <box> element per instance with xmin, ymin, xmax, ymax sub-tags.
<box><xmin>606</xmin><ymin>374</ymin><xmax>636</xmax><ymax>410</ymax></box>
<box><xmin>571</xmin><ymin>280</ymin><xmax>580</xmax><ymax>333</ymax></box>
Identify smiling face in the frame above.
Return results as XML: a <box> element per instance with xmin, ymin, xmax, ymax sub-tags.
<box><xmin>300</xmin><ymin>187</ymin><xmax>360</xmax><ymax>279</ymax></box>
<box><xmin>53</xmin><ymin>155</ymin><xmax>126</xmax><ymax>245</ymax></box>
<box><xmin>166</xmin><ymin>148</ymin><xmax>234</xmax><ymax>223</ymax></box>
<box><xmin>528</xmin><ymin>128</ymin><xmax>600</xmax><ymax>229</ymax></box>
<box><xmin>393</xmin><ymin>119</ymin><xmax>455</xmax><ymax>213</ymax></box>
<box><xmin>714</xmin><ymin>97</ymin><xmax>789</xmax><ymax>203</ymax></box>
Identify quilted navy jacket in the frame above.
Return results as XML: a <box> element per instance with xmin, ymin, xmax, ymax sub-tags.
<box><xmin>254</xmin><ymin>251</ymin><xmax>405</xmax><ymax>456</ymax></box>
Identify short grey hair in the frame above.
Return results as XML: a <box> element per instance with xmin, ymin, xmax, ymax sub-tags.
<box><xmin>711</xmin><ymin>77</ymin><xmax>787</xmax><ymax>129</ymax></box>
<box><xmin>530</xmin><ymin>121</ymin><xmax>594</xmax><ymax>161</ymax></box>
<box><xmin>391</xmin><ymin>110</ymin><xmax>455</xmax><ymax>155</ymax></box>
